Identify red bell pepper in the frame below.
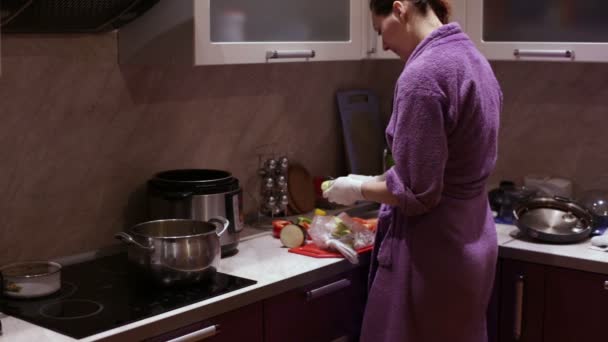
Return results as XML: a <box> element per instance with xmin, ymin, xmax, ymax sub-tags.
<box><xmin>272</xmin><ymin>220</ymin><xmax>292</xmax><ymax>238</ymax></box>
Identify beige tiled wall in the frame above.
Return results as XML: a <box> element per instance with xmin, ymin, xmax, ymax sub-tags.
<box><xmin>2</xmin><ymin>32</ymin><xmax>608</xmax><ymax>264</ymax></box>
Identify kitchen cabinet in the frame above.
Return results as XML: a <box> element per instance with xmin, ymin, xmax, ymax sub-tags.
<box><xmin>496</xmin><ymin>258</ymin><xmax>608</xmax><ymax>342</ymax></box>
<box><xmin>119</xmin><ymin>0</ymin><xmax>364</xmax><ymax>65</ymax></box>
<box><xmin>144</xmin><ymin>302</ymin><xmax>263</xmax><ymax>342</ymax></box>
<box><xmin>466</xmin><ymin>0</ymin><xmax>608</xmax><ymax>62</ymax></box>
<box><xmin>364</xmin><ymin>0</ymin><xmax>467</xmax><ymax>59</ymax></box>
<box><xmin>543</xmin><ymin>267</ymin><xmax>608</xmax><ymax>342</ymax></box>
<box><xmin>264</xmin><ymin>266</ymin><xmax>369</xmax><ymax>342</ymax></box>
<box><xmin>144</xmin><ymin>261</ymin><xmax>369</xmax><ymax>342</ymax></box>
<box><xmin>498</xmin><ymin>259</ymin><xmax>545</xmax><ymax>342</ymax></box>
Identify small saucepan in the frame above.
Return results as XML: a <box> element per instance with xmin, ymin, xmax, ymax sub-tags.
<box><xmin>0</xmin><ymin>261</ymin><xmax>62</xmax><ymax>299</ymax></box>
<box><xmin>115</xmin><ymin>217</ymin><xmax>229</xmax><ymax>286</ymax></box>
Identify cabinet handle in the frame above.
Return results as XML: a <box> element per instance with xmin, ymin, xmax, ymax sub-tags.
<box><xmin>306</xmin><ymin>278</ymin><xmax>351</xmax><ymax>301</ymax></box>
<box><xmin>266</xmin><ymin>50</ymin><xmax>316</xmax><ymax>60</ymax></box>
<box><xmin>513</xmin><ymin>49</ymin><xmax>574</xmax><ymax>59</ymax></box>
<box><xmin>514</xmin><ymin>275</ymin><xmax>524</xmax><ymax>341</ymax></box>
<box><xmin>166</xmin><ymin>324</ymin><xmax>220</xmax><ymax>342</ymax></box>
<box><xmin>368</xmin><ymin>32</ymin><xmax>378</xmax><ymax>55</ymax></box>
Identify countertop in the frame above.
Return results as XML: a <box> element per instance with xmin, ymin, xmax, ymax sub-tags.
<box><xmin>0</xmin><ymin>228</ymin><xmax>357</xmax><ymax>342</ymax></box>
<box><xmin>496</xmin><ymin>223</ymin><xmax>608</xmax><ymax>274</ymax></box>
<box><xmin>3</xmin><ymin>221</ymin><xmax>608</xmax><ymax>341</ymax></box>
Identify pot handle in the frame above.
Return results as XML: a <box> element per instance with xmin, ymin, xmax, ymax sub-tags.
<box><xmin>209</xmin><ymin>216</ymin><xmax>230</xmax><ymax>237</ymax></box>
<box><xmin>114</xmin><ymin>232</ymin><xmax>155</xmax><ymax>252</ymax></box>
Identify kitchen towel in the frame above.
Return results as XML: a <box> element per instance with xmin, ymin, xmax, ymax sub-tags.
<box><xmin>589</xmin><ymin>231</ymin><xmax>608</xmax><ymax>251</ymax></box>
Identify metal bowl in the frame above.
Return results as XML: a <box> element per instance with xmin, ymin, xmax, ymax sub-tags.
<box><xmin>513</xmin><ymin>196</ymin><xmax>593</xmax><ymax>243</ymax></box>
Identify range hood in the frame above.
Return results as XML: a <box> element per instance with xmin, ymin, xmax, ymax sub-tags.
<box><xmin>1</xmin><ymin>0</ymin><xmax>160</xmax><ymax>33</ymax></box>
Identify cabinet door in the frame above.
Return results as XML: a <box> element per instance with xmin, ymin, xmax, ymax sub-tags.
<box><xmin>467</xmin><ymin>0</ymin><xmax>608</xmax><ymax>62</ymax></box>
<box><xmin>498</xmin><ymin>259</ymin><xmax>545</xmax><ymax>342</ymax></box>
<box><xmin>487</xmin><ymin>259</ymin><xmax>501</xmax><ymax>342</ymax></box>
<box><xmin>264</xmin><ymin>267</ymin><xmax>368</xmax><ymax>342</ymax></box>
<box><xmin>195</xmin><ymin>0</ymin><xmax>364</xmax><ymax>64</ymax></box>
<box><xmin>144</xmin><ymin>302</ymin><xmax>263</xmax><ymax>342</ymax></box>
<box><xmin>364</xmin><ymin>0</ymin><xmax>467</xmax><ymax>59</ymax></box>
<box><xmin>543</xmin><ymin>266</ymin><xmax>608</xmax><ymax>342</ymax></box>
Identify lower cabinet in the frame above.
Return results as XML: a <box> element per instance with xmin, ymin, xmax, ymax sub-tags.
<box><xmin>145</xmin><ymin>302</ymin><xmax>263</xmax><ymax>342</ymax></box>
<box><xmin>145</xmin><ymin>265</ymin><xmax>368</xmax><ymax>342</ymax></box>
<box><xmin>543</xmin><ymin>267</ymin><xmax>608</xmax><ymax>342</ymax></box>
<box><xmin>264</xmin><ymin>267</ymin><xmax>368</xmax><ymax>342</ymax></box>
<box><xmin>496</xmin><ymin>258</ymin><xmax>608</xmax><ymax>342</ymax></box>
<box><xmin>498</xmin><ymin>259</ymin><xmax>545</xmax><ymax>342</ymax></box>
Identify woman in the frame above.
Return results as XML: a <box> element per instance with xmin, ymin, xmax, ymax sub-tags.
<box><xmin>323</xmin><ymin>1</ymin><xmax>502</xmax><ymax>341</ymax></box>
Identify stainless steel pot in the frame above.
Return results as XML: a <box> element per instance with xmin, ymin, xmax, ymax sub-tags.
<box><xmin>115</xmin><ymin>217</ymin><xmax>229</xmax><ymax>286</ymax></box>
<box><xmin>0</xmin><ymin>261</ymin><xmax>62</xmax><ymax>298</ymax></box>
<box><xmin>514</xmin><ymin>196</ymin><xmax>593</xmax><ymax>243</ymax></box>
<box><xmin>147</xmin><ymin>169</ymin><xmax>243</xmax><ymax>257</ymax></box>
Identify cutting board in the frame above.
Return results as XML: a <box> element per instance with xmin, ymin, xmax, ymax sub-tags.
<box><xmin>336</xmin><ymin>90</ymin><xmax>385</xmax><ymax>175</ymax></box>
<box><xmin>289</xmin><ymin>242</ymin><xmax>373</xmax><ymax>258</ymax></box>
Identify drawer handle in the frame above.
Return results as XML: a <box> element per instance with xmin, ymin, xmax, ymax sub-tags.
<box><xmin>166</xmin><ymin>324</ymin><xmax>220</xmax><ymax>342</ymax></box>
<box><xmin>266</xmin><ymin>50</ymin><xmax>316</xmax><ymax>60</ymax></box>
<box><xmin>514</xmin><ymin>275</ymin><xmax>525</xmax><ymax>341</ymax></box>
<box><xmin>513</xmin><ymin>49</ymin><xmax>574</xmax><ymax>59</ymax></box>
<box><xmin>306</xmin><ymin>278</ymin><xmax>351</xmax><ymax>301</ymax></box>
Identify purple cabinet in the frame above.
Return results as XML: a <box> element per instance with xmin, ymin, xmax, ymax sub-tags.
<box><xmin>264</xmin><ymin>267</ymin><xmax>368</xmax><ymax>342</ymax></box>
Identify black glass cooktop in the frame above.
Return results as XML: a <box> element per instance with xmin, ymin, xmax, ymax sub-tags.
<box><xmin>0</xmin><ymin>253</ymin><xmax>256</xmax><ymax>339</ymax></box>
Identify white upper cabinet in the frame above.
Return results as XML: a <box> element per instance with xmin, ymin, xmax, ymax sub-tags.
<box><xmin>467</xmin><ymin>0</ymin><xmax>608</xmax><ymax>62</ymax></box>
<box><xmin>120</xmin><ymin>0</ymin><xmax>364</xmax><ymax>65</ymax></box>
<box><xmin>364</xmin><ymin>0</ymin><xmax>467</xmax><ymax>59</ymax></box>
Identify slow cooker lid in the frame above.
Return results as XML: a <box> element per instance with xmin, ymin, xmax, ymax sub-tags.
<box><xmin>149</xmin><ymin>169</ymin><xmax>239</xmax><ymax>194</ymax></box>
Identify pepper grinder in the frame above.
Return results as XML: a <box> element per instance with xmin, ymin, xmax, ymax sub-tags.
<box><xmin>258</xmin><ymin>156</ymin><xmax>289</xmax><ymax>217</ymax></box>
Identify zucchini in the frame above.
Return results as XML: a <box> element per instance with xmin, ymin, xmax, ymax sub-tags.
<box><xmin>280</xmin><ymin>224</ymin><xmax>307</xmax><ymax>248</ymax></box>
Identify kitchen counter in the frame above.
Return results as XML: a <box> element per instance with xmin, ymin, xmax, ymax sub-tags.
<box><xmin>3</xmin><ymin>222</ymin><xmax>608</xmax><ymax>341</ymax></box>
<box><xmin>496</xmin><ymin>223</ymin><xmax>608</xmax><ymax>275</ymax></box>
<box><xmin>0</xmin><ymin>229</ymin><xmax>358</xmax><ymax>342</ymax></box>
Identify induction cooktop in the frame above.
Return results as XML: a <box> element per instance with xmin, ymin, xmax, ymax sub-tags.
<box><xmin>0</xmin><ymin>253</ymin><xmax>256</xmax><ymax>339</ymax></box>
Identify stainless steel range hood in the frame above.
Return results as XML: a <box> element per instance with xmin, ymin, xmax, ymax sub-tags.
<box><xmin>1</xmin><ymin>0</ymin><xmax>160</xmax><ymax>33</ymax></box>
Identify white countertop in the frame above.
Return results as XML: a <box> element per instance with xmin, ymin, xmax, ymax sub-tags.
<box><xmin>496</xmin><ymin>223</ymin><xmax>608</xmax><ymax>274</ymax></box>
<box><xmin>0</xmin><ymin>230</ymin><xmax>357</xmax><ymax>342</ymax></box>
<box><xmin>3</xmin><ymin>223</ymin><xmax>608</xmax><ymax>341</ymax></box>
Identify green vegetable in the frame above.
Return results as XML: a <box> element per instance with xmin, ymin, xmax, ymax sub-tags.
<box><xmin>332</xmin><ymin>219</ymin><xmax>351</xmax><ymax>238</ymax></box>
<box><xmin>321</xmin><ymin>180</ymin><xmax>333</xmax><ymax>191</ymax></box>
<box><xmin>297</xmin><ymin>216</ymin><xmax>312</xmax><ymax>225</ymax></box>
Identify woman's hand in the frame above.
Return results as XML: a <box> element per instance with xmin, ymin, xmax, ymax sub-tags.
<box><xmin>322</xmin><ymin>177</ymin><xmax>365</xmax><ymax>205</ymax></box>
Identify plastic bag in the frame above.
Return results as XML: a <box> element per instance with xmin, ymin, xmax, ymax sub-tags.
<box><xmin>308</xmin><ymin>213</ymin><xmax>375</xmax><ymax>264</ymax></box>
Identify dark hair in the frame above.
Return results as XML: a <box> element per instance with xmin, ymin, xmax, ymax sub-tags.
<box><xmin>369</xmin><ymin>0</ymin><xmax>451</xmax><ymax>24</ymax></box>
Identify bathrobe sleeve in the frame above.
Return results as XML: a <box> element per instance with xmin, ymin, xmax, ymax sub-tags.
<box><xmin>385</xmin><ymin>88</ymin><xmax>450</xmax><ymax>216</ymax></box>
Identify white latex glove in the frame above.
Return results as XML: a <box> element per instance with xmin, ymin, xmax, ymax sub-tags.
<box><xmin>322</xmin><ymin>176</ymin><xmax>364</xmax><ymax>206</ymax></box>
<box><xmin>347</xmin><ymin>173</ymin><xmax>386</xmax><ymax>182</ymax></box>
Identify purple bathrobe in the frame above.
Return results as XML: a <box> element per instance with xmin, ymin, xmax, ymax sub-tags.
<box><xmin>360</xmin><ymin>23</ymin><xmax>502</xmax><ymax>342</ymax></box>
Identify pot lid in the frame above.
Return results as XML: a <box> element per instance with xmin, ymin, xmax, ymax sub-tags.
<box><xmin>148</xmin><ymin>169</ymin><xmax>239</xmax><ymax>194</ymax></box>
<box><xmin>518</xmin><ymin>208</ymin><xmax>587</xmax><ymax>235</ymax></box>
<box><xmin>515</xmin><ymin>197</ymin><xmax>593</xmax><ymax>237</ymax></box>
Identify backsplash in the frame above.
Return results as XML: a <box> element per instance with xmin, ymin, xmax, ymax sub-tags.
<box><xmin>489</xmin><ymin>61</ymin><xmax>608</xmax><ymax>193</ymax></box>
<box><xmin>1</xmin><ymin>33</ymin><xmax>608</xmax><ymax>264</ymax></box>
<box><xmin>0</xmin><ymin>33</ymin><xmax>398</xmax><ymax>264</ymax></box>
